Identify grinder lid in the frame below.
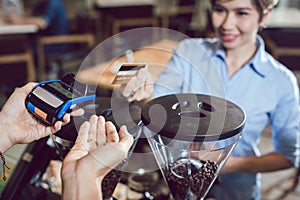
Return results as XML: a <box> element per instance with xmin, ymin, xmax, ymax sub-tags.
<box><xmin>141</xmin><ymin>94</ymin><xmax>246</xmax><ymax>142</ymax></box>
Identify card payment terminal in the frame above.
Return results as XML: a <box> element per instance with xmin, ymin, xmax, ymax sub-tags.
<box><xmin>25</xmin><ymin>73</ymin><xmax>96</xmax><ymax>126</ymax></box>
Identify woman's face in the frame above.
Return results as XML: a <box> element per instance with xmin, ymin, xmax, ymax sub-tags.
<box><xmin>212</xmin><ymin>0</ymin><xmax>267</xmax><ymax>51</ymax></box>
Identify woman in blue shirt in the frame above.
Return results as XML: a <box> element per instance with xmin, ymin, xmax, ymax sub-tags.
<box><xmin>122</xmin><ymin>0</ymin><xmax>300</xmax><ymax>199</ymax></box>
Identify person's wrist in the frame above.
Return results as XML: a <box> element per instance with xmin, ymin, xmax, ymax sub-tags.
<box><xmin>0</xmin><ymin>112</ymin><xmax>14</xmax><ymax>153</ymax></box>
<box><xmin>61</xmin><ymin>160</ymin><xmax>102</xmax><ymax>184</ymax></box>
<box><xmin>61</xmin><ymin>172</ymin><xmax>76</xmax><ymax>200</ymax></box>
<box><xmin>62</xmin><ymin>166</ymin><xmax>103</xmax><ymax>200</ymax></box>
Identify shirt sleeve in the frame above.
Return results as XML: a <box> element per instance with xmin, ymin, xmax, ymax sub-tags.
<box><xmin>154</xmin><ymin>38</ymin><xmax>226</xmax><ymax>98</ymax></box>
<box><xmin>271</xmin><ymin>71</ymin><xmax>300</xmax><ymax>167</ymax></box>
<box><xmin>154</xmin><ymin>48</ymin><xmax>186</xmax><ymax>97</ymax></box>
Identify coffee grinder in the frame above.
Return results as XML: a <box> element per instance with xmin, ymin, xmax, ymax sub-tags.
<box><xmin>142</xmin><ymin>94</ymin><xmax>246</xmax><ymax>200</ymax></box>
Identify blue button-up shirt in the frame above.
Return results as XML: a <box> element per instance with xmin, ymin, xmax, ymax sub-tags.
<box><xmin>154</xmin><ymin>36</ymin><xmax>300</xmax><ymax>200</ymax></box>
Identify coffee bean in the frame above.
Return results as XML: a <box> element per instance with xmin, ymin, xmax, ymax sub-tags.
<box><xmin>101</xmin><ymin>160</ymin><xmax>126</xmax><ymax>199</ymax></box>
<box><xmin>165</xmin><ymin>159</ymin><xmax>218</xmax><ymax>200</ymax></box>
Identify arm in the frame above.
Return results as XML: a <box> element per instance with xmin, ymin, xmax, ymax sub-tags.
<box><xmin>61</xmin><ymin>115</ymin><xmax>134</xmax><ymax>200</ymax></box>
<box><xmin>5</xmin><ymin>15</ymin><xmax>47</xmax><ymax>29</ymax></box>
<box><xmin>223</xmin><ymin>72</ymin><xmax>300</xmax><ymax>174</ymax></box>
<box><xmin>222</xmin><ymin>152</ymin><xmax>293</xmax><ymax>174</ymax></box>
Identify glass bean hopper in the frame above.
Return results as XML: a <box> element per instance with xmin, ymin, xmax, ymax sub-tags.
<box><xmin>142</xmin><ymin>94</ymin><xmax>246</xmax><ymax>200</ymax></box>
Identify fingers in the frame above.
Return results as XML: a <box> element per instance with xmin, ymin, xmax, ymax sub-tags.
<box><xmin>62</xmin><ymin>113</ymin><xmax>71</xmax><ymax>124</ymax></box>
<box><xmin>52</xmin><ymin>109</ymin><xmax>83</xmax><ymax>133</ymax></box>
<box><xmin>21</xmin><ymin>82</ymin><xmax>37</xmax><ymax>94</ymax></box>
<box><xmin>121</xmin><ymin>66</ymin><xmax>153</xmax><ymax>102</ymax></box>
<box><xmin>138</xmin><ymin>67</ymin><xmax>149</xmax><ymax>87</ymax></box>
<box><xmin>70</xmin><ymin>108</ymin><xmax>85</xmax><ymax>117</ymax></box>
<box><xmin>144</xmin><ymin>72</ymin><xmax>154</xmax><ymax>99</ymax></box>
<box><xmin>48</xmin><ymin>114</ymin><xmax>69</xmax><ymax>134</ymax></box>
<box><xmin>119</xmin><ymin>125</ymin><xmax>134</xmax><ymax>150</ymax></box>
<box><xmin>105</xmin><ymin>121</ymin><xmax>119</xmax><ymax>143</ymax></box>
<box><xmin>53</xmin><ymin>121</ymin><xmax>63</xmax><ymax>132</ymax></box>
<box><xmin>88</xmin><ymin>115</ymin><xmax>98</xmax><ymax>146</ymax></box>
<box><xmin>85</xmin><ymin>116</ymin><xmax>120</xmax><ymax>145</ymax></box>
<box><xmin>76</xmin><ymin>121</ymin><xmax>90</xmax><ymax>146</ymax></box>
<box><xmin>75</xmin><ymin>116</ymin><xmax>133</xmax><ymax>153</ymax></box>
<box><xmin>88</xmin><ymin>125</ymin><xmax>131</xmax><ymax>169</ymax></box>
<box><xmin>79</xmin><ymin>119</ymin><xmax>133</xmax><ymax>172</ymax></box>
<box><xmin>122</xmin><ymin>76</ymin><xmax>137</xmax><ymax>98</ymax></box>
<box><xmin>97</xmin><ymin>116</ymin><xmax>106</xmax><ymax>145</ymax></box>
<box><xmin>78</xmin><ymin>121</ymin><xmax>90</xmax><ymax>138</ymax></box>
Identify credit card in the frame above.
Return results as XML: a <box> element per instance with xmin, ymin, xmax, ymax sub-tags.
<box><xmin>112</xmin><ymin>63</ymin><xmax>146</xmax><ymax>84</ymax></box>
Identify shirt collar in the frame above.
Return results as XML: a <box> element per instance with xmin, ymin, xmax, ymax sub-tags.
<box><xmin>213</xmin><ymin>35</ymin><xmax>270</xmax><ymax>77</ymax></box>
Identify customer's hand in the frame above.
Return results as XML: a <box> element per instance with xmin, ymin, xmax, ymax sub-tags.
<box><xmin>121</xmin><ymin>66</ymin><xmax>153</xmax><ymax>102</ymax></box>
<box><xmin>61</xmin><ymin>115</ymin><xmax>134</xmax><ymax>200</ymax></box>
<box><xmin>0</xmin><ymin>82</ymin><xmax>82</xmax><ymax>152</ymax></box>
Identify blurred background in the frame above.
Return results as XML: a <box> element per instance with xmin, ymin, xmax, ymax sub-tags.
<box><xmin>0</xmin><ymin>0</ymin><xmax>299</xmax><ymax>199</ymax></box>
<box><xmin>0</xmin><ymin>0</ymin><xmax>299</xmax><ymax>102</ymax></box>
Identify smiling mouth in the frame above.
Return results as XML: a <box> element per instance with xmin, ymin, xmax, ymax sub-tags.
<box><xmin>221</xmin><ymin>34</ymin><xmax>238</xmax><ymax>43</ymax></box>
